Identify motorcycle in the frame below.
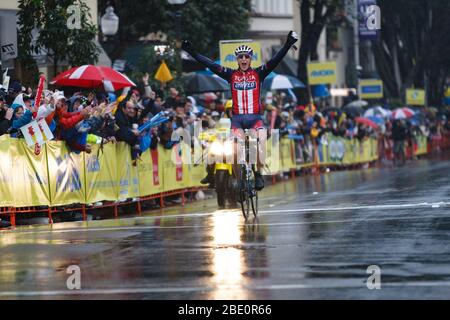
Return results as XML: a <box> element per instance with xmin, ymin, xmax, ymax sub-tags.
<box><xmin>202</xmin><ymin>119</ymin><xmax>238</xmax><ymax>209</ymax></box>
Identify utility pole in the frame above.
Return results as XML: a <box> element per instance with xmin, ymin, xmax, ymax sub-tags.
<box><xmin>353</xmin><ymin>0</ymin><xmax>360</xmax><ymax>87</ymax></box>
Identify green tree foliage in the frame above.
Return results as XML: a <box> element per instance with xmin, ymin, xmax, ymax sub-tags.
<box><xmin>128</xmin><ymin>45</ymin><xmax>185</xmax><ymax>94</ymax></box>
<box><xmin>296</xmin><ymin>0</ymin><xmax>342</xmax><ymax>104</ymax></box>
<box><xmin>373</xmin><ymin>0</ymin><xmax>450</xmax><ymax>105</ymax></box>
<box><xmin>17</xmin><ymin>0</ymin><xmax>100</xmax><ymax>76</ymax></box>
<box><xmin>98</xmin><ymin>0</ymin><xmax>251</xmax><ymax>62</ymax></box>
<box><xmin>175</xmin><ymin>0</ymin><xmax>252</xmax><ymax>58</ymax></box>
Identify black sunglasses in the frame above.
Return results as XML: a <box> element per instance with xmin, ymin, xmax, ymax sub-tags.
<box><xmin>237</xmin><ymin>54</ymin><xmax>251</xmax><ymax>60</ymax></box>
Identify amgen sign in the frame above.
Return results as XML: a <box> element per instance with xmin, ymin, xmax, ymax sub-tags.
<box><xmin>311</xmin><ymin>70</ymin><xmax>335</xmax><ymax>77</ymax></box>
<box><xmin>307</xmin><ymin>61</ymin><xmax>338</xmax><ymax>85</ymax></box>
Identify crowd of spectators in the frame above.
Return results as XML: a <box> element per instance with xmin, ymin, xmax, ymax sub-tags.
<box><xmin>1</xmin><ymin>74</ymin><xmax>450</xmax><ymax>167</ymax></box>
<box><xmin>260</xmin><ymin>92</ymin><xmax>450</xmax><ymax>160</ymax></box>
<box><xmin>0</xmin><ymin>73</ymin><xmax>224</xmax><ymax>165</ymax></box>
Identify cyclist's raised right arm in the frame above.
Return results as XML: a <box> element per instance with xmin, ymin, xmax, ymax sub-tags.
<box><xmin>182</xmin><ymin>40</ymin><xmax>232</xmax><ymax>82</ymax></box>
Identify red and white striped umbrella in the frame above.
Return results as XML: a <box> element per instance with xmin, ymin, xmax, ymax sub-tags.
<box><xmin>50</xmin><ymin>65</ymin><xmax>136</xmax><ymax>92</ymax></box>
<box><xmin>392</xmin><ymin>107</ymin><xmax>415</xmax><ymax>119</ymax></box>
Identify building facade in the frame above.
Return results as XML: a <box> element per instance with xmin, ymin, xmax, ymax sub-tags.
<box><xmin>0</xmin><ymin>0</ymin><xmax>109</xmax><ymax>82</ymax></box>
<box><xmin>248</xmin><ymin>0</ymin><xmax>298</xmax><ymax>62</ymax></box>
<box><xmin>248</xmin><ymin>0</ymin><xmax>329</xmax><ymax>73</ymax></box>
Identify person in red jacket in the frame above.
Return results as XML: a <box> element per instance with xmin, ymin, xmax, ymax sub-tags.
<box><xmin>55</xmin><ymin>103</ymin><xmax>88</xmax><ymax>131</ymax></box>
<box><xmin>54</xmin><ymin>94</ymin><xmax>92</xmax><ymax>153</ymax></box>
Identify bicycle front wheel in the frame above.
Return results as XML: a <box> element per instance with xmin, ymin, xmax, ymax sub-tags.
<box><xmin>250</xmin><ymin>190</ymin><xmax>258</xmax><ymax>218</ymax></box>
<box><xmin>240</xmin><ymin>166</ymin><xmax>251</xmax><ymax>220</ymax></box>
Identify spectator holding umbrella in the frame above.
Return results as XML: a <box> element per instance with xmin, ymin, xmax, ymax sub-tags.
<box><xmin>391</xmin><ymin>119</ymin><xmax>408</xmax><ymax>165</ymax></box>
<box><xmin>54</xmin><ymin>92</ymin><xmax>93</xmax><ymax>153</ymax></box>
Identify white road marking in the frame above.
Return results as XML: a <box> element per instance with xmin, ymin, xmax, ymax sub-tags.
<box><xmin>3</xmin><ymin>201</ymin><xmax>448</xmax><ymax>236</ymax></box>
<box><xmin>260</xmin><ymin>202</ymin><xmax>450</xmax><ymax>214</ymax></box>
<box><xmin>3</xmin><ymin>281</ymin><xmax>450</xmax><ymax>297</ymax></box>
<box><xmin>0</xmin><ymin>287</ymin><xmax>211</xmax><ymax>297</ymax></box>
<box><xmin>254</xmin><ymin>215</ymin><xmax>448</xmax><ymax>227</ymax></box>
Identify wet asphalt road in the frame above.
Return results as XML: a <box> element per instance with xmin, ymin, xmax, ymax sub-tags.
<box><xmin>0</xmin><ymin>154</ymin><xmax>449</xmax><ymax>300</ymax></box>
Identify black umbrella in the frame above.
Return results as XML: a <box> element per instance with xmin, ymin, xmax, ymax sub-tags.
<box><xmin>181</xmin><ymin>72</ymin><xmax>229</xmax><ymax>94</ymax></box>
<box><xmin>342</xmin><ymin>104</ymin><xmax>365</xmax><ymax>117</ymax></box>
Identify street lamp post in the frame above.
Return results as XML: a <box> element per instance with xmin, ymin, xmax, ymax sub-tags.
<box><xmin>167</xmin><ymin>0</ymin><xmax>187</xmax><ymax>77</ymax></box>
<box><xmin>101</xmin><ymin>6</ymin><xmax>119</xmax><ymax>38</ymax></box>
<box><xmin>100</xmin><ymin>5</ymin><xmax>119</xmax><ymax>66</ymax></box>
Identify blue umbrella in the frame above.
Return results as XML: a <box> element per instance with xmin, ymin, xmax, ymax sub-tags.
<box><xmin>262</xmin><ymin>74</ymin><xmax>306</xmax><ymax>90</ymax></box>
<box><xmin>312</xmin><ymin>84</ymin><xmax>330</xmax><ymax>98</ymax></box>
<box><xmin>364</xmin><ymin>106</ymin><xmax>391</xmax><ymax>118</ymax></box>
<box><xmin>367</xmin><ymin>116</ymin><xmax>385</xmax><ymax>126</ymax></box>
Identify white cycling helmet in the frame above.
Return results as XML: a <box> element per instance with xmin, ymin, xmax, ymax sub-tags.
<box><xmin>235</xmin><ymin>45</ymin><xmax>253</xmax><ymax>57</ymax></box>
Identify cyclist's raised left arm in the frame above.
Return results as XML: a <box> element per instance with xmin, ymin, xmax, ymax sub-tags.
<box><xmin>257</xmin><ymin>31</ymin><xmax>299</xmax><ymax>80</ymax></box>
<box><xmin>182</xmin><ymin>40</ymin><xmax>232</xmax><ymax>82</ymax></box>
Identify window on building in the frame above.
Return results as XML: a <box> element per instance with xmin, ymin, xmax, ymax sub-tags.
<box><xmin>252</xmin><ymin>0</ymin><xmax>293</xmax><ymax>16</ymax></box>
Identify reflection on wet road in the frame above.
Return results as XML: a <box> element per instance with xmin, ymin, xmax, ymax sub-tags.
<box><xmin>1</xmin><ymin>155</ymin><xmax>450</xmax><ymax>299</ymax></box>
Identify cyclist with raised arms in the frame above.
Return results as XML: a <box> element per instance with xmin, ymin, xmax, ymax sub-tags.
<box><xmin>182</xmin><ymin>31</ymin><xmax>299</xmax><ymax>191</ymax></box>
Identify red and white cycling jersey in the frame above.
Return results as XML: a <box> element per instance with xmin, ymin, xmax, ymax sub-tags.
<box><xmin>189</xmin><ymin>48</ymin><xmax>291</xmax><ymax>116</ymax></box>
<box><xmin>186</xmin><ymin>34</ymin><xmax>296</xmax><ymax>116</ymax></box>
<box><xmin>230</xmin><ymin>70</ymin><xmax>262</xmax><ymax>115</ymax></box>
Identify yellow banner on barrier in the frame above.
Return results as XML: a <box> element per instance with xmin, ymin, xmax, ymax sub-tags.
<box><xmin>13</xmin><ymin>138</ymin><xmax>51</xmax><ymax>207</ymax></box>
<box><xmin>321</xmin><ymin>137</ymin><xmax>344</xmax><ymax>164</ymax></box>
<box><xmin>116</xmin><ymin>143</ymin><xmax>140</xmax><ymax>199</ymax></box>
<box><xmin>307</xmin><ymin>61</ymin><xmax>337</xmax><ymax>85</ymax></box>
<box><xmin>85</xmin><ymin>143</ymin><xmax>118</xmax><ymax>203</ymax></box>
<box><xmin>280</xmin><ymin>138</ymin><xmax>296</xmax><ymax>172</ymax></box>
<box><xmin>188</xmin><ymin>139</ymin><xmax>207</xmax><ymax>187</ymax></box>
<box><xmin>343</xmin><ymin>139</ymin><xmax>372</xmax><ymax>164</ymax></box>
<box><xmin>138</xmin><ymin>146</ymin><xmax>164</xmax><ymax>196</ymax></box>
<box><xmin>162</xmin><ymin>143</ymin><xmax>187</xmax><ymax>191</ymax></box>
<box><xmin>320</xmin><ymin>136</ymin><xmax>378</xmax><ymax>165</ymax></box>
<box><xmin>180</xmin><ymin>143</ymin><xmax>193</xmax><ymax>188</ymax></box>
<box><xmin>0</xmin><ymin>136</ymin><xmax>15</xmax><ymax>206</ymax></box>
<box><xmin>46</xmin><ymin>141</ymin><xmax>85</xmax><ymax>207</ymax></box>
<box><xmin>416</xmin><ymin>135</ymin><xmax>428</xmax><ymax>156</ymax></box>
<box><xmin>264</xmin><ymin>137</ymin><xmax>282</xmax><ymax>174</ymax></box>
<box><xmin>189</xmin><ymin>163</ymin><xmax>207</xmax><ymax>188</ymax></box>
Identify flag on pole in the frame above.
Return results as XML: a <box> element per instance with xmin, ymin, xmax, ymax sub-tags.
<box><xmin>154</xmin><ymin>61</ymin><xmax>173</xmax><ymax>83</ymax></box>
<box><xmin>33</xmin><ymin>74</ymin><xmax>46</xmax><ymax>118</ymax></box>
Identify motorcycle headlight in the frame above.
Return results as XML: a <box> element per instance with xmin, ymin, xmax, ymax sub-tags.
<box><xmin>223</xmin><ymin>140</ymin><xmax>233</xmax><ymax>156</ymax></box>
<box><xmin>210</xmin><ymin>141</ymin><xmax>224</xmax><ymax>156</ymax></box>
